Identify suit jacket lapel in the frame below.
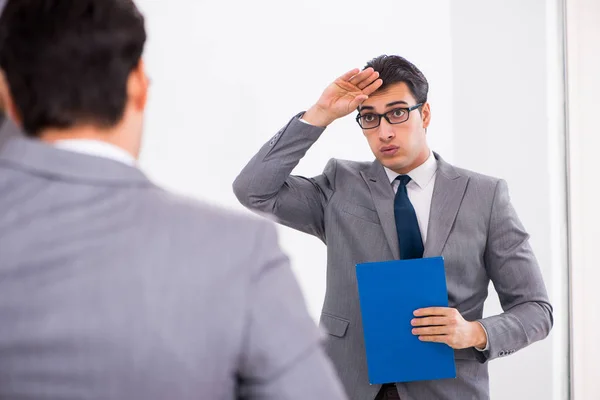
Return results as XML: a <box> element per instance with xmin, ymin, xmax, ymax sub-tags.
<box><xmin>360</xmin><ymin>161</ymin><xmax>400</xmax><ymax>260</ymax></box>
<box><xmin>423</xmin><ymin>153</ymin><xmax>469</xmax><ymax>257</ymax></box>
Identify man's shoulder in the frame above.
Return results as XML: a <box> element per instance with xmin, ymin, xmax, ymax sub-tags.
<box><xmin>446</xmin><ymin>162</ymin><xmax>505</xmax><ymax>199</ymax></box>
<box><xmin>453</xmin><ymin>165</ymin><xmax>501</xmax><ymax>184</ymax></box>
<box><xmin>151</xmin><ymin>190</ymin><xmax>274</xmax><ymax>241</ymax></box>
<box><xmin>325</xmin><ymin>158</ymin><xmax>373</xmax><ymax>178</ymax></box>
<box><xmin>150</xmin><ymin>192</ymin><xmax>280</xmax><ymax>273</ymax></box>
<box><xmin>333</xmin><ymin>158</ymin><xmax>372</xmax><ymax>171</ymax></box>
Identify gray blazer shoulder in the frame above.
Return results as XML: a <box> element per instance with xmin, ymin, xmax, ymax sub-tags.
<box><xmin>0</xmin><ymin>138</ymin><xmax>348</xmax><ymax>400</ymax></box>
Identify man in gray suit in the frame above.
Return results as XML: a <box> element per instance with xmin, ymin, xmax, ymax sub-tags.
<box><xmin>233</xmin><ymin>55</ymin><xmax>553</xmax><ymax>399</ymax></box>
<box><xmin>0</xmin><ymin>1</ymin><xmax>347</xmax><ymax>399</ymax></box>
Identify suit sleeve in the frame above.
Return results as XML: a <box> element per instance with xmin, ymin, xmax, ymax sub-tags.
<box><xmin>476</xmin><ymin>179</ymin><xmax>554</xmax><ymax>362</ymax></box>
<box><xmin>232</xmin><ymin>114</ymin><xmax>336</xmax><ymax>242</ymax></box>
<box><xmin>236</xmin><ymin>221</ymin><xmax>347</xmax><ymax>400</ymax></box>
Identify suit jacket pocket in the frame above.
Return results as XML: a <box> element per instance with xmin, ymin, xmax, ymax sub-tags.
<box><xmin>320</xmin><ymin>313</ymin><xmax>350</xmax><ymax>338</ymax></box>
<box><xmin>336</xmin><ymin>201</ymin><xmax>380</xmax><ymax>225</ymax></box>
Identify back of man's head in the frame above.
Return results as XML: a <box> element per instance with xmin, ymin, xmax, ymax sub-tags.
<box><xmin>0</xmin><ymin>0</ymin><xmax>146</xmax><ymax>138</ymax></box>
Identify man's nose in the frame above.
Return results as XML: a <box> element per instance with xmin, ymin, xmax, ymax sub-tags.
<box><xmin>378</xmin><ymin>118</ymin><xmax>395</xmax><ymax>141</ymax></box>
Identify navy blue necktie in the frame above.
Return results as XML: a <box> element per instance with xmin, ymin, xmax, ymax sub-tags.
<box><xmin>394</xmin><ymin>175</ymin><xmax>424</xmax><ymax>259</ymax></box>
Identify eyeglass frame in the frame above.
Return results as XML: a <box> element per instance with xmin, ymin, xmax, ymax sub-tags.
<box><xmin>355</xmin><ymin>103</ymin><xmax>424</xmax><ymax>129</ymax></box>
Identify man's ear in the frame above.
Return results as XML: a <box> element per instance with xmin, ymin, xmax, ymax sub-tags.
<box><xmin>421</xmin><ymin>102</ymin><xmax>431</xmax><ymax>130</ymax></box>
<box><xmin>127</xmin><ymin>59</ymin><xmax>149</xmax><ymax>112</ymax></box>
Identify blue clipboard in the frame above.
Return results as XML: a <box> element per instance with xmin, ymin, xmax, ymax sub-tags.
<box><xmin>356</xmin><ymin>256</ymin><xmax>457</xmax><ymax>384</ymax></box>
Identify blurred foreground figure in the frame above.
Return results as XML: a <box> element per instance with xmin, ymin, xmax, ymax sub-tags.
<box><xmin>0</xmin><ymin>1</ymin><xmax>347</xmax><ymax>399</ymax></box>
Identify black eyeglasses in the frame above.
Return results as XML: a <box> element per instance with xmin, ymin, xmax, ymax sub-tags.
<box><xmin>356</xmin><ymin>103</ymin><xmax>423</xmax><ymax>129</ymax></box>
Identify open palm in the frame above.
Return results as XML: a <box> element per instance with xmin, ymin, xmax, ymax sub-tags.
<box><xmin>315</xmin><ymin>67</ymin><xmax>383</xmax><ymax>119</ymax></box>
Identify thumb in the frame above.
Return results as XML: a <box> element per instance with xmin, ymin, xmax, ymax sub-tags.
<box><xmin>349</xmin><ymin>95</ymin><xmax>368</xmax><ymax>110</ymax></box>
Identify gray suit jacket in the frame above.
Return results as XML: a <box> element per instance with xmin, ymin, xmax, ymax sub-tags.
<box><xmin>233</xmin><ymin>114</ymin><xmax>553</xmax><ymax>400</ymax></box>
<box><xmin>0</xmin><ymin>136</ymin><xmax>347</xmax><ymax>400</ymax></box>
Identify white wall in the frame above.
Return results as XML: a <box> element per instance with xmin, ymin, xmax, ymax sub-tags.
<box><xmin>449</xmin><ymin>1</ymin><xmax>569</xmax><ymax>399</ymax></box>
<box><xmin>137</xmin><ymin>0</ymin><xmax>455</xmax><ymax>318</ymax></box>
<box><xmin>565</xmin><ymin>0</ymin><xmax>600</xmax><ymax>398</ymax></box>
<box><xmin>136</xmin><ymin>1</ymin><xmax>569</xmax><ymax>398</ymax></box>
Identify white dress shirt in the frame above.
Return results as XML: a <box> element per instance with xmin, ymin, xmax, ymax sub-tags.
<box><xmin>53</xmin><ymin>139</ymin><xmax>136</xmax><ymax>166</ymax></box>
<box><xmin>384</xmin><ymin>152</ymin><xmax>437</xmax><ymax>244</ymax></box>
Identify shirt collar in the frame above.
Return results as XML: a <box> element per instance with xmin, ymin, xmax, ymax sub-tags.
<box><xmin>53</xmin><ymin>139</ymin><xmax>136</xmax><ymax>167</ymax></box>
<box><xmin>384</xmin><ymin>151</ymin><xmax>437</xmax><ymax>189</ymax></box>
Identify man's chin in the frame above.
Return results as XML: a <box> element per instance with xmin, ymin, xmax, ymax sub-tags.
<box><xmin>377</xmin><ymin>155</ymin><xmax>408</xmax><ymax>172</ymax></box>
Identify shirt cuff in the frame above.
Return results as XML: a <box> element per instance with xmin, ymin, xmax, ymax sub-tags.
<box><xmin>474</xmin><ymin>321</ymin><xmax>490</xmax><ymax>352</ymax></box>
<box><xmin>299</xmin><ymin>117</ymin><xmax>313</xmax><ymax>126</ymax></box>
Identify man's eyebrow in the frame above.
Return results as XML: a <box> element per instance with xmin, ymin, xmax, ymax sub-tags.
<box><xmin>358</xmin><ymin>100</ymin><xmax>410</xmax><ymax>112</ymax></box>
<box><xmin>385</xmin><ymin>100</ymin><xmax>409</xmax><ymax>107</ymax></box>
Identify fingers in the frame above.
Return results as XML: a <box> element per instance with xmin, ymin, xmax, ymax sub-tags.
<box><xmin>357</xmin><ymin>70</ymin><xmax>380</xmax><ymax>89</ymax></box>
<box><xmin>411</xmin><ymin>316</ymin><xmax>449</xmax><ymax>327</ymax></box>
<box><xmin>337</xmin><ymin>68</ymin><xmax>384</xmax><ymax>99</ymax></box>
<box><xmin>348</xmin><ymin>94</ymin><xmax>369</xmax><ymax>110</ymax></box>
<box><xmin>338</xmin><ymin>68</ymin><xmax>361</xmax><ymax>82</ymax></box>
<box><xmin>414</xmin><ymin>307</ymin><xmax>453</xmax><ymax>317</ymax></box>
<box><xmin>349</xmin><ymin>67</ymin><xmax>376</xmax><ymax>87</ymax></box>
<box><xmin>412</xmin><ymin>325</ymin><xmax>448</xmax><ymax>336</ymax></box>
<box><xmin>418</xmin><ymin>335</ymin><xmax>450</xmax><ymax>344</ymax></box>
<box><xmin>362</xmin><ymin>78</ymin><xmax>383</xmax><ymax>95</ymax></box>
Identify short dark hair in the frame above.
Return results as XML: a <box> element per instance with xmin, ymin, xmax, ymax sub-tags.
<box><xmin>365</xmin><ymin>55</ymin><xmax>429</xmax><ymax>105</ymax></box>
<box><xmin>0</xmin><ymin>0</ymin><xmax>146</xmax><ymax>136</ymax></box>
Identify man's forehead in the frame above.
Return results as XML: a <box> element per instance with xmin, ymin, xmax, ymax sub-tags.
<box><xmin>361</xmin><ymin>82</ymin><xmax>415</xmax><ymax>109</ymax></box>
